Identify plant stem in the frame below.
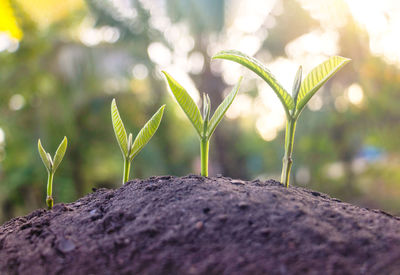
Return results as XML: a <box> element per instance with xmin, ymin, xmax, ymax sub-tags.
<box><xmin>46</xmin><ymin>172</ymin><xmax>54</xmax><ymax>209</ymax></box>
<box><xmin>281</xmin><ymin>119</ymin><xmax>297</xmax><ymax>187</ymax></box>
<box><xmin>122</xmin><ymin>158</ymin><xmax>131</xmax><ymax>185</ymax></box>
<box><xmin>200</xmin><ymin>139</ymin><xmax>209</xmax><ymax>177</ymax></box>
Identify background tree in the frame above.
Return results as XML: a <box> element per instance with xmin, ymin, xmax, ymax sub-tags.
<box><xmin>0</xmin><ymin>0</ymin><xmax>399</xmax><ymax>222</ymax></box>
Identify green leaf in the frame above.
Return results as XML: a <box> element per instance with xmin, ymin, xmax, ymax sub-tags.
<box><xmin>202</xmin><ymin>93</ymin><xmax>211</xmax><ymax>123</ymax></box>
<box><xmin>38</xmin><ymin>139</ymin><xmax>51</xmax><ymax>172</ymax></box>
<box><xmin>52</xmin><ymin>136</ymin><xmax>68</xmax><ymax>172</ymax></box>
<box><xmin>296</xmin><ymin>56</ymin><xmax>350</xmax><ymax>113</ymax></box>
<box><xmin>130</xmin><ymin>105</ymin><xmax>166</xmax><ymax>160</ymax></box>
<box><xmin>127</xmin><ymin>133</ymin><xmax>133</xmax><ymax>155</ymax></box>
<box><xmin>207</xmin><ymin>76</ymin><xmax>242</xmax><ymax>138</ymax></box>
<box><xmin>292</xmin><ymin>66</ymin><xmax>302</xmax><ymax>105</ymax></box>
<box><xmin>212</xmin><ymin>50</ymin><xmax>294</xmax><ymax>116</ymax></box>
<box><xmin>46</xmin><ymin>153</ymin><xmax>53</xmax><ymax>166</ymax></box>
<box><xmin>162</xmin><ymin>71</ymin><xmax>203</xmax><ymax>136</ymax></box>
<box><xmin>111</xmin><ymin>98</ymin><xmax>128</xmax><ymax>157</ymax></box>
<box><xmin>202</xmin><ymin>93</ymin><xmax>211</xmax><ymax>137</ymax></box>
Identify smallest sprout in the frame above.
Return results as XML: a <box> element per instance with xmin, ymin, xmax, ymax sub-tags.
<box><xmin>38</xmin><ymin>137</ymin><xmax>68</xmax><ymax>209</ymax></box>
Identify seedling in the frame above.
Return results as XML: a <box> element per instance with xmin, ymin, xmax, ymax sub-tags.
<box><xmin>213</xmin><ymin>50</ymin><xmax>350</xmax><ymax>187</ymax></box>
<box><xmin>111</xmin><ymin>99</ymin><xmax>165</xmax><ymax>184</ymax></box>
<box><xmin>38</xmin><ymin>137</ymin><xmax>68</xmax><ymax>209</ymax></box>
<box><xmin>162</xmin><ymin>71</ymin><xmax>242</xmax><ymax>177</ymax></box>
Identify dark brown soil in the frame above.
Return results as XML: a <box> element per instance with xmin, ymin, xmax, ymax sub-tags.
<box><xmin>1</xmin><ymin>175</ymin><xmax>399</xmax><ymax>275</ymax></box>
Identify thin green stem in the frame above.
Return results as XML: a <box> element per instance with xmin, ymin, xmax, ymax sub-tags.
<box><xmin>46</xmin><ymin>172</ymin><xmax>54</xmax><ymax>209</ymax></box>
<box><xmin>200</xmin><ymin>139</ymin><xmax>209</xmax><ymax>177</ymax></box>
<box><xmin>281</xmin><ymin>119</ymin><xmax>297</xmax><ymax>187</ymax></box>
<box><xmin>122</xmin><ymin>158</ymin><xmax>131</xmax><ymax>185</ymax></box>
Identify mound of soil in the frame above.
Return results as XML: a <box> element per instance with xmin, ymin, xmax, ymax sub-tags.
<box><xmin>1</xmin><ymin>175</ymin><xmax>399</xmax><ymax>274</ymax></box>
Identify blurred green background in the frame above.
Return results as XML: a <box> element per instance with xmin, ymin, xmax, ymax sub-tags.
<box><xmin>1</xmin><ymin>0</ymin><xmax>399</xmax><ymax>223</ymax></box>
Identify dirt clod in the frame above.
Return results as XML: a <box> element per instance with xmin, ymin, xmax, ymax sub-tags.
<box><xmin>0</xmin><ymin>176</ymin><xmax>399</xmax><ymax>275</ymax></box>
<box><xmin>57</xmin><ymin>238</ymin><xmax>76</xmax><ymax>253</ymax></box>
<box><xmin>195</xmin><ymin>221</ymin><xmax>204</xmax><ymax>230</ymax></box>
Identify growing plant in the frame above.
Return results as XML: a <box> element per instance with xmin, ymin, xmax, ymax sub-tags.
<box><xmin>111</xmin><ymin>99</ymin><xmax>165</xmax><ymax>184</ymax></box>
<box><xmin>162</xmin><ymin>71</ymin><xmax>242</xmax><ymax>177</ymax></box>
<box><xmin>38</xmin><ymin>136</ymin><xmax>68</xmax><ymax>209</ymax></box>
<box><xmin>213</xmin><ymin>50</ymin><xmax>350</xmax><ymax>187</ymax></box>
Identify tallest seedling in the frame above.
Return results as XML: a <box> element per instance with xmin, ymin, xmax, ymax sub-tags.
<box><xmin>213</xmin><ymin>50</ymin><xmax>350</xmax><ymax>187</ymax></box>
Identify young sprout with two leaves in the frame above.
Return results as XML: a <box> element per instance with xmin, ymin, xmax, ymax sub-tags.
<box><xmin>111</xmin><ymin>99</ymin><xmax>165</xmax><ymax>185</ymax></box>
<box><xmin>38</xmin><ymin>137</ymin><xmax>68</xmax><ymax>209</ymax></box>
<box><xmin>213</xmin><ymin>50</ymin><xmax>350</xmax><ymax>187</ymax></box>
<box><xmin>162</xmin><ymin>71</ymin><xmax>242</xmax><ymax>177</ymax></box>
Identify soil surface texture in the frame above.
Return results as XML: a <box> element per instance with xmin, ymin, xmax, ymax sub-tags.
<box><xmin>1</xmin><ymin>175</ymin><xmax>399</xmax><ymax>275</ymax></box>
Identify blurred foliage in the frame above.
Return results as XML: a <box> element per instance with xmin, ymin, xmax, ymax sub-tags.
<box><xmin>0</xmin><ymin>0</ymin><xmax>399</xmax><ymax>223</ymax></box>
<box><xmin>0</xmin><ymin>0</ymin><xmax>23</xmax><ymax>39</ymax></box>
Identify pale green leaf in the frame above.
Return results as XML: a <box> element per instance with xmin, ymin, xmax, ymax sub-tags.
<box><xmin>46</xmin><ymin>153</ymin><xmax>53</xmax><ymax>166</ymax></box>
<box><xmin>52</xmin><ymin>136</ymin><xmax>67</xmax><ymax>172</ymax></box>
<box><xmin>202</xmin><ymin>93</ymin><xmax>211</xmax><ymax>137</ymax></box>
<box><xmin>212</xmin><ymin>50</ymin><xmax>294</xmax><ymax>116</ymax></box>
<box><xmin>127</xmin><ymin>133</ymin><xmax>133</xmax><ymax>154</ymax></box>
<box><xmin>207</xmin><ymin>76</ymin><xmax>242</xmax><ymax>138</ymax></box>
<box><xmin>111</xmin><ymin>99</ymin><xmax>128</xmax><ymax>157</ymax></box>
<box><xmin>162</xmin><ymin>71</ymin><xmax>203</xmax><ymax>136</ymax></box>
<box><xmin>202</xmin><ymin>93</ymin><xmax>211</xmax><ymax>123</ymax></box>
<box><xmin>296</xmin><ymin>56</ymin><xmax>350</xmax><ymax>113</ymax></box>
<box><xmin>130</xmin><ymin>105</ymin><xmax>165</xmax><ymax>159</ymax></box>
<box><xmin>38</xmin><ymin>139</ymin><xmax>51</xmax><ymax>171</ymax></box>
<box><xmin>292</xmin><ymin>66</ymin><xmax>302</xmax><ymax>105</ymax></box>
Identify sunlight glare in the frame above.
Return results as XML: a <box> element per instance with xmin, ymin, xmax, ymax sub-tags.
<box><xmin>79</xmin><ymin>18</ymin><xmax>120</xmax><ymax>46</ymax></box>
<box><xmin>188</xmin><ymin>52</ymin><xmax>204</xmax><ymax>75</ymax></box>
<box><xmin>298</xmin><ymin>0</ymin><xmax>348</xmax><ymax>29</ymax></box>
<box><xmin>147</xmin><ymin>42</ymin><xmax>172</xmax><ymax>67</ymax></box>
<box><xmin>132</xmin><ymin>64</ymin><xmax>149</xmax><ymax>80</ymax></box>
<box><xmin>228</xmin><ymin>0</ymin><xmax>277</xmax><ymax>33</ymax></box>
<box><xmin>266</xmin><ymin>58</ymin><xmax>299</xmax><ymax>95</ymax></box>
<box><xmin>221</xmin><ymin>62</ymin><xmax>243</xmax><ymax>85</ymax></box>
<box><xmin>9</xmin><ymin>94</ymin><xmax>25</xmax><ymax>111</ymax></box>
<box><xmin>254</xmin><ymin>97</ymin><xmax>286</xmax><ymax>142</ymax></box>
<box><xmin>256</xmin><ymin>113</ymin><xmax>284</xmax><ymax>142</ymax></box>
<box><xmin>112</xmin><ymin>0</ymin><xmax>137</xmax><ymax>19</ymax></box>
<box><xmin>235</xmin><ymin>35</ymin><xmax>262</xmax><ymax>56</ymax></box>
<box><xmin>0</xmin><ymin>128</ymin><xmax>5</xmax><ymax>144</ymax></box>
<box><xmin>256</xmin><ymin>119</ymin><xmax>277</xmax><ymax>141</ymax></box>
<box><xmin>307</xmin><ymin>95</ymin><xmax>323</xmax><ymax>111</ymax></box>
<box><xmin>234</xmin><ymin>16</ymin><xmax>264</xmax><ymax>33</ymax></box>
<box><xmin>345</xmin><ymin>0</ymin><xmax>400</xmax><ymax>66</ymax></box>
<box><xmin>286</xmin><ymin>30</ymin><xmax>339</xmax><ymax>71</ymax></box>
<box><xmin>226</xmin><ymin>94</ymin><xmax>253</xmax><ymax>119</ymax></box>
<box><xmin>346</xmin><ymin>83</ymin><xmax>364</xmax><ymax>105</ymax></box>
<box><xmin>0</xmin><ymin>33</ymin><xmax>18</xmax><ymax>52</ymax></box>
